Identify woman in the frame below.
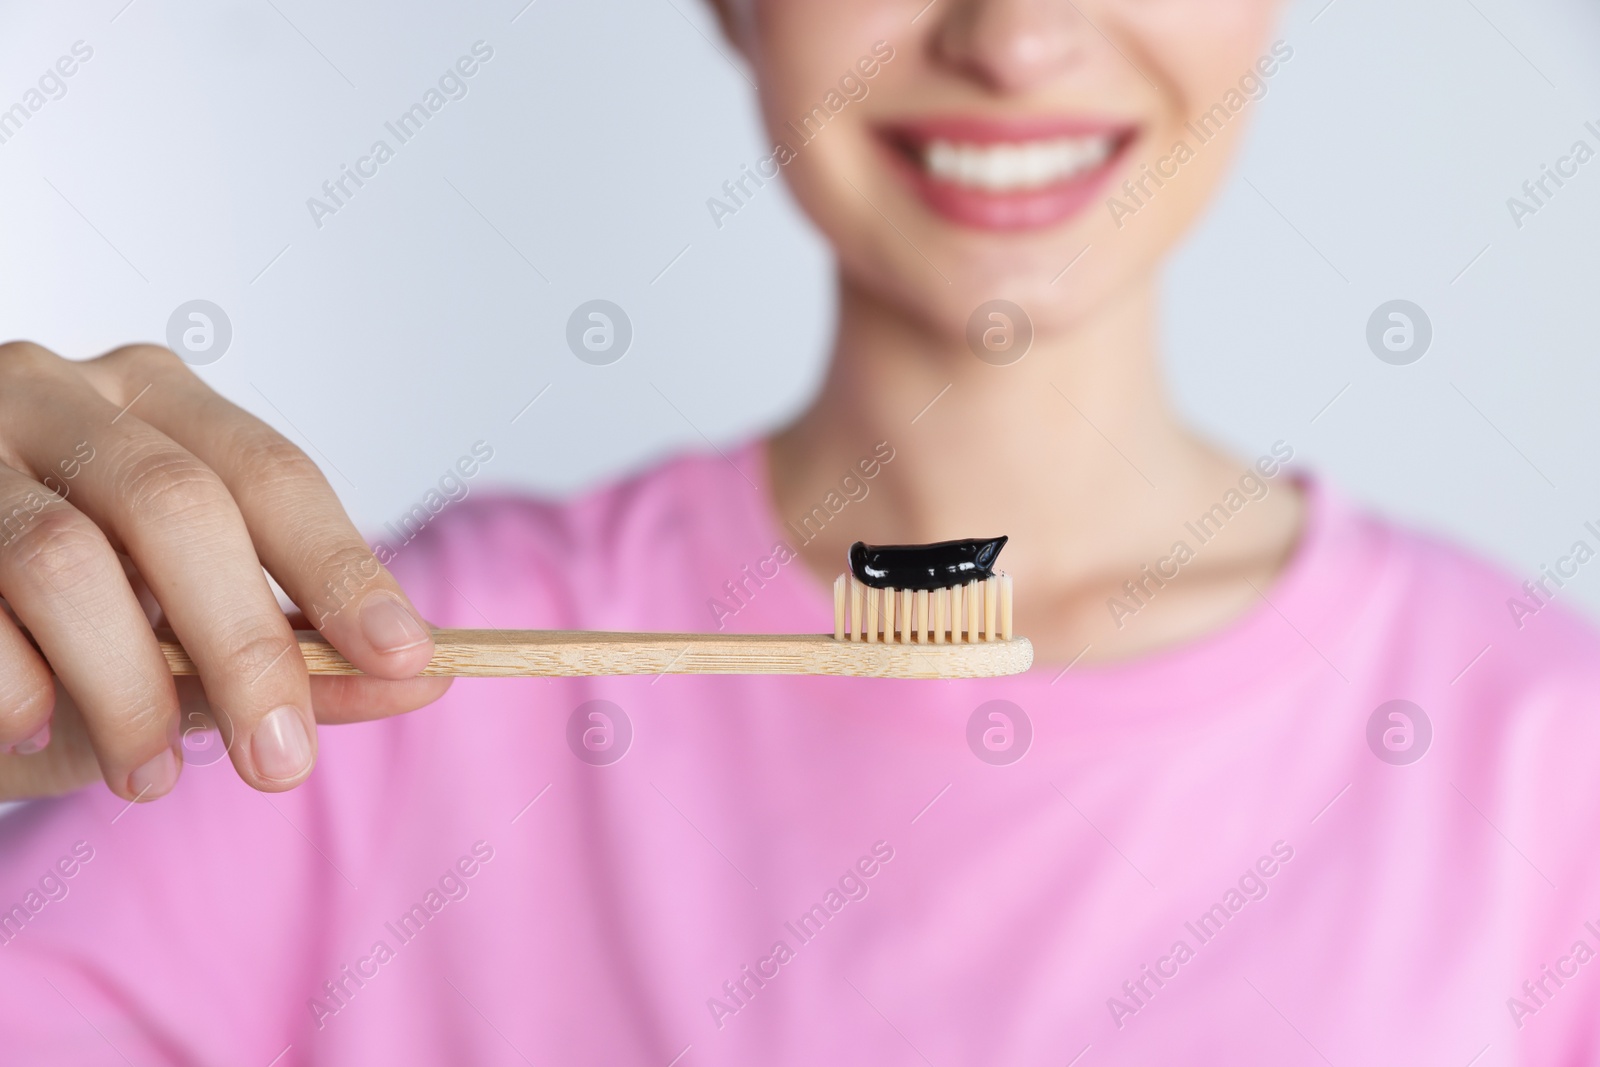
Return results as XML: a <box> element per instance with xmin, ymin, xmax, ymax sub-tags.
<box><xmin>1</xmin><ymin>0</ymin><xmax>1596</xmax><ymax>1062</ymax></box>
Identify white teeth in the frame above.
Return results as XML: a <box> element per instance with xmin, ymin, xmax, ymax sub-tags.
<box><xmin>922</xmin><ymin>136</ymin><xmax>1114</xmax><ymax>191</ymax></box>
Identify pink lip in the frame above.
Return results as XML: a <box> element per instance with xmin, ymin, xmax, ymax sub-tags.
<box><xmin>875</xmin><ymin>116</ymin><xmax>1138</xmax><ymax>232</ymax></box>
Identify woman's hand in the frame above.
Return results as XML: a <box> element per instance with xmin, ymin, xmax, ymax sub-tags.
<box><xmin>0</xmin><ymin>342</ymin><xmax>451</xmax><ymax>803</ymax></box>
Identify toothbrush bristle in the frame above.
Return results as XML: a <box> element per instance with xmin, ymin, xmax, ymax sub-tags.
<box><xmin>832</xmin><ymin>573</ymin><xmax>1013</xmax><ymax>643</ymax></box>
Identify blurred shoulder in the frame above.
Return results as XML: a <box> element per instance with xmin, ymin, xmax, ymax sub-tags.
<box><xmin>1328</xmin><ymin>483</ymin><xmax>1600</xmax><ymax>701</ymax></box>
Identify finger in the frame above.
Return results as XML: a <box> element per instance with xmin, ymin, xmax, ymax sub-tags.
<box><xmin>0</xmin><ymin>679</ymin><xmax>102</xmax><ymax>802</ymax></box>
<box><xmin>0</xmin><ymin>465</ymin><xmax>182</xmax><ymax>800</ymax></box>
<box><xmin>165</xmin><ymin>672</ymin><xmax>451</xmax><ymax>772</ymax></box>
<box><xmin>143</xmin><ymin>597</ymin><xmax>445</xmax><ymax>736</ymax></box>
<box><xmin>0</xmin><ymin>360</ymin><xmax>315</xmax><ymax>791</ymax></box>
<box><xmin>82</xmin><ymin>347</ymin><xmax>437</xmax><ymax>682</ymax></box>
<box><xmin>0</xmin><ymin>607</ymin><xmax>55</xmax><ymax>753</ymax></box>
<box><xmin>310</xmin><ymin>674</ymin><xmax>454</xmax><ymax>724</ymax></box>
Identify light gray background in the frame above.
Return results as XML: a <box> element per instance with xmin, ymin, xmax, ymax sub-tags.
<box><xmin>2</xmin><ymin>0</ymin><xmax>1599</xmax><ymax>612</ymax></box>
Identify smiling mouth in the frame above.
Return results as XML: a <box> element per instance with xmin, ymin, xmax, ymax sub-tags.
<box><xmin>877</xmin><ymin>120</ymin><xmax>1138</xmax><ymax>231</ymax></box>
<box><xmin>922</xmin><ymin>135</ymin><xmax>1118</xmax><ymax>192</ymax></box>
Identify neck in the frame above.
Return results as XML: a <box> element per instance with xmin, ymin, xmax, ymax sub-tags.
<box><xmin>770</xmin><ymin>272</ymin><xmax>1200</xmax><ymax>577</ymax></box>
<box><xmin>767</xmin><ymin>272</ymin><xmax>1304</xmax><ymax>662</ymax></box>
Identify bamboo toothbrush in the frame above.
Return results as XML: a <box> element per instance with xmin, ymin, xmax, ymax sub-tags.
<box><xmin>156</xmin><ymin>538</ymin><xmax>1032</xmax><ymax>680</ymax></box>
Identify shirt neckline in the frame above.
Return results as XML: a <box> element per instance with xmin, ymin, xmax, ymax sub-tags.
<box><xmin>735</xmin><ymin>438</ymin><xmax>1383</xmax><ymax>711</ymax></box>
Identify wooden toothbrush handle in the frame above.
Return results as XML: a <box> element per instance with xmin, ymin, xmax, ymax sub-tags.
<box><xmin>155</xmin><ymin>628</ymin><xmax>1034</xmax><ymax>679</ymax></box>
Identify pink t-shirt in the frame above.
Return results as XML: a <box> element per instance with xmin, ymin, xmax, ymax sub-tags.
<box><xmin>3</xmin><ymin>444</ymin><xmax>1599</xmax><ymax>1065</ymax></box>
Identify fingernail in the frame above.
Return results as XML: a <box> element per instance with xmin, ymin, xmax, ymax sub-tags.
<box><xmin>360</xmin><ymin>593</ymin><xmax>430</xmax><ymax>654</ymax></box>
<box><xmin>13</xmin><ymin>722</ymin><xmax>51</xmax><ymax>756</ymax></box>
<box><xmin>129</xmin><ymin>747</ymin><xmax>179</xmax><ymax>799</ymax></box>
<box><xmin>252</xmin><ymin>705</ymin><xmax>313</xmax><ymax>783</ymax></box>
